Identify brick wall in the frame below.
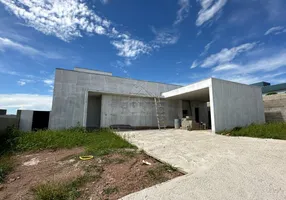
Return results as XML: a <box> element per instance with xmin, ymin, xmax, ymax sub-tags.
<box><xmin>263</xmin><ymin>93</ymin><xmax>286</xmax><ymax>122</ymax></box>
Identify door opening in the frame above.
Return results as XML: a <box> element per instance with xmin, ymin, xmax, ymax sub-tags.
<box><xmin>86</xmin><ymin>94</ymin><xmax>102</xmax><ymax>130</ymax></box>
<box><xmin>195</xmin><ymin>107</ymin><xmax>200</xmax><ymax>123</ymax></box>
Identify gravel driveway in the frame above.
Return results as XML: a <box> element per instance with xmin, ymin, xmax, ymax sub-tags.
<box><xmin>118</xmin><ymin>129</ymin><xmax>286</xmax><ymax>200</ymax></box>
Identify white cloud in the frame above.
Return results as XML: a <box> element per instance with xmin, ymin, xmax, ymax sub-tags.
<box><xmin>213</xmin><ymin>63</ymin><xmax>239</xmax><ymax>72</ymax></box>
<box><xmin>43</xmin><ymin>79</ymin><xmax>54</xmax><ymax>92</ymax></box>
<box><xmin>17</xmin><ymin>79</ymin><xmax>35</xmax><ymax>86</ymax></box>
<box><xmin>0</xmin><ymin>94</ymin><xmax>52</xmax><ymax>111</ymax></box>
<box><xmin>111</xmin><ymin>38</ymin><xmax>152</xmax><ymax>58</ymax></box>
<box><xmin>201</xmin><ymin>42</ymin><xmax>256</xmax><ymax>68</ymax></box>
<box><xmin>212</xmin><ymin>51</ymin><xmax>286</xmax><ymax>84</ymax></box>
<box><xmin>151</xmin><ymin>27</ymin><xmax>180</xmax><ymax>46</ymax></box>
<box><xmin>190</xmin><ymin>60</ymin><xmax>199</xmax><ymax>69</ymax></box>
<box><xmin>196</xmin><ymin>0</ymin><xmax>228</xmax><ymax>26</ymax></box>
<box><xmin>0</xmin><ymin>0</ymin><xmax>111</xmax><ymax>41</ymax></box>
<box><xmin>100</xmin><ymin>0</ymin><xmax>109</xmax><ymax>4</ymax></box>
<box><xmin>17</xmin><ymin>80</ymin><xmax>26</xmax><ymax>86</ymax></box>
<box><xmin>0</xmin><ymin>37</ymin><xmax>63</xmax><ymax>59</ymax></box>
<box><xmin>174</xmin><ymin>0</ymin><xmax>190</xmax><ymax>25</ymax></box>
<box><xmin>265</xmin><ymin>26</ymin><xmax>286</xmax><ymax>35</ymax></box>
<box><xmin>200</xmin><ymin>40</ymin><xmax>215</xmax><ymax>56</ymax></box>
<box><xmin>0</xmin><ymin>0</ymin><xmax>150</xmax><ymax>60</ymax></box>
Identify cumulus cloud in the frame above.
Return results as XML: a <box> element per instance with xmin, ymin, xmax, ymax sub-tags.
<box><xmin>196</xmin><ymin>0</ymin><xmax>228</xmax><ymax>26</ymax></box>
<box><xmin>201</xmin><ymin>42</ymin><xmax>256</xmax><ymax>68</ymax></box>
<box><xmin>0</xmin><ymin>94</ymin><xmax>52</xmax><ymax>111</ymax></box>
<box><xmin>174</xmin><ymin>0</ymin><xmax>190</xmax><ymax>25</ymax></box>
<box><xmin>0</xmin><ymin>37</ymin><xmax>63</xmax><ymax>59</ymax></box>
<box><xmin>265</xmin><ymin>26</ymin><xmax>286</xmax><ymax>35</ymax></box>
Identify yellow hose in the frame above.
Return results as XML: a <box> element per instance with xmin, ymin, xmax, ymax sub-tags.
<box><xmin>79</xmin><ymin>155</ymin><xmax>94</xmax><ymax>160</ymax></box>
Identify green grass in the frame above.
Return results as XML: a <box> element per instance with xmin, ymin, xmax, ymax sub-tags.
<box><xmin>34</xmin><ymin>182</ymin><xmax>76</xmax><ymax>200</ymax></box>
<box><xmin>16</xmin><ymin>128</ymin><xmax>135</xmax><ymax>154</ymax></box>
<box><xmin>218</xmin><ymin>122</ymin><xmax>286</xmax><ymax>140</ymax></box>
<box><xmin>0</xmin><ymin>127</ymin><xmax>135</xmax><ymax>183</ymax></box>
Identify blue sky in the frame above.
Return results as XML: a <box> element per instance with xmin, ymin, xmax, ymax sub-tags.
<box><xmin>0</xmin><ymin>0</ymin><xmax>286</xmax><ymax>114</ymax></box>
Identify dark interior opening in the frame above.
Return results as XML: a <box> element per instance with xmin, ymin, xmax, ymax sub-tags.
<box><xmin>195</xmin><ymin>107</ymin><xmax>200</xmax><ymax>123</ymax></box>
<box><xmin>182</xmin><ymin>110</ymin><xmax>188</xmax><ymax>118</ymax></box>
<box><xmin>208</xmin><ymin>110</ymin><xmax>211</xmax><ymax>129</ymax></box>
<box><xmin>32</xmin><ymin>111</ymin><xmax>50</xmax><ymax>130</ymax></box>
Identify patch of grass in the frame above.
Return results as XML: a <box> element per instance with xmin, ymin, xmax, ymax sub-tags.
<box><xmin>103</xmin><ymin>186</ymin><xmax>119</xmax><ymax>195</ymax></box>
<box><xmin>34</xmin><ymin>173</ymin><xmax>100</xmax><ymax>200</ymax></box>
<box><xmin>147</xmin><ymin>164</ymin><xmax>177</xmax><ymax>182</ymax></box>
<box><xmin>0</xmin><ymin>156</ymin><xmax>13</xmax><ymax>183</ymax></box>
<box><xmin>15</xmin><ymin>128</ymin><xmax>135</xmax><ymax>154</ymax></box>
<box><xmin>34</xmin><ymin>182</ymin><xmax>76</xmax><ymax>200</ymax></box>
<box><xmin>218</xmin><ymin>122</ymin><xmax>286</xmax><ymax>140</ymax></box>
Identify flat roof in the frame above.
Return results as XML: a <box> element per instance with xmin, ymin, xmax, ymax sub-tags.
<box><xmin>56</xmin><ymin>68</ymin><xmax>182</xmax><ymax>87</ymax></box>
<box><xmin>162</xmin><ymin>78</ymin><xmax>211</xmax><ymax>101</ymax></box>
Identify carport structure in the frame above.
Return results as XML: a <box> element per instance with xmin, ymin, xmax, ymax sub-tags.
<box><xmin>162</xmin><ymin>78</ymin><xmax>265</xmax><ymax>132</ymax></box>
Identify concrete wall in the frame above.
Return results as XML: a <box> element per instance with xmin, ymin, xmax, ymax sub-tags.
<box><xmin>181</xmin><ymin>100</ymin><xmax>208</xmax><ymax>125</ymax></box>
<box><xmin>0</xmin><ymin>115</ymin><xmax>18</xmax><ymax>136</ymax></box>
<box><xmin>49</xmin><ymin>69</ymin><xmax>181</xmax><ymax>129</ymax></box>
<box><xmin>19</xmin><ymin>110</ymin><xmax>34</xmax><ymax>132</ymax></box>
<box><xmin>100</xmin><ymin>94</ymin><xmax>181</xmax><ymax>128</ymax></box>
<box><xmin>86</xmin><ymin>96</ymin><xmax>101</xmax><ymax>128</ymax></box>
<box><xmin>210</xmin><ymin>78</ymin><xmax>265</xmax><ymax>132</ymax></box>
<box><xmin>263</xmin><ymin>94</ymin><xmax>286</xmax><ymax>122</ymax></box>
<box><xmin>191</xmin><ymin>101</ymin><xmax>208</xmax><ymax>125</ymax></box>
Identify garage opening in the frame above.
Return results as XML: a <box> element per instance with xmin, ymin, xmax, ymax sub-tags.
<box><xmin>86</xmin><ymin>92</ymin><xmax>102</xmax><ymax>130</ymax></box>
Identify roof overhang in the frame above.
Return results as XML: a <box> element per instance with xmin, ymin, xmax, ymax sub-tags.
<box><xmin>162</xmin><ymin>78</ymin><xmax>211</xmax><ymax>101</ymax></box>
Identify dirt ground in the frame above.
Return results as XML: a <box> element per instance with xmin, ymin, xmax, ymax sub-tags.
<box><xmin>0</xmin><ymin>148</ymin><xmax>182</xmax><ymax>200</ymax></box>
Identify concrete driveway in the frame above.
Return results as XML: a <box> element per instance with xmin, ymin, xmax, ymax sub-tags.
<box><xmin>118</xmin><ymin>129</ymin><xmax>286</xmax><ymax>200</ymax></box>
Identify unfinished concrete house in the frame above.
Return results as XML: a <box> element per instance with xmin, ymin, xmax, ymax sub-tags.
<box><xmin>49</xmin><ymin>67</ymin><xmax>265</xmax><ymax>132</ymax></box>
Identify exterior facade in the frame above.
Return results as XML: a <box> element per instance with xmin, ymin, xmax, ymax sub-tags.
<box><xmin>49</xmin><ymin>68</ymin><xmax>265</xmax><ymax>132</ymax></box>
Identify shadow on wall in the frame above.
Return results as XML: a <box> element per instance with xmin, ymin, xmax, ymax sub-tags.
<box><xmin>265</xmin><ymin>111</ymin><xmax>284</xmax><ymax>123</ymax></box>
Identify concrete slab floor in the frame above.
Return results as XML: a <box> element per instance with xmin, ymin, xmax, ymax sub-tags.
<box><xmin>117</xmin><ymin>129</ymin><xmax>286</xmax><ymax>200</ymax></box>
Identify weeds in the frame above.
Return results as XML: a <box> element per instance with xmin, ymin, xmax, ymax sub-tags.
<box><xmin>103</xmin><ymin>186</ymin><xmax>119</xmax><ymax>195</ymax></box>
<box><xmin>34</xmin><ymin>173</ymin><xmax>100</xmax><ymax>200</ymax></box>
<box><xmin>34</xmin><ymin>182</ymin><xmax>75</xmax><ymax>200</ymax></box>
<box><xmin>219</xmin><ymin>122</ymin><xmax>286</xmax><ymax>140</ymax></box>
<box><xmin>147</xmin><ymin>164</ymin><xmax>177</xmax><ymax>183</ymax></box>
<box><xmin>0</xmin><ymin>156</ymin><xmax>13</xmax><ymax>183</ymax></box>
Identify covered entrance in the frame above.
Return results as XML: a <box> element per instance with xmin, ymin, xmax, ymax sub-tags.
<box><xmin>163</xmin><ymin>84</ymin><xmax>212</xmax><ymax>131</ymax></box>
